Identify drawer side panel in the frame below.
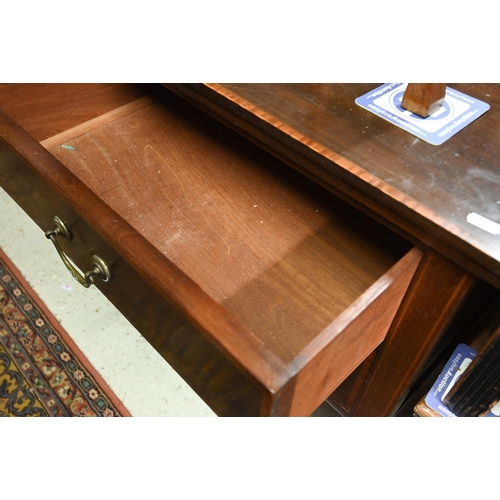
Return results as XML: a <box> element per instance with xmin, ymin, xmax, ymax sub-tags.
<box><xmin>288</xmin><ymin>247</ymin><xmax>422</xmax><ymax>416</ymax></box>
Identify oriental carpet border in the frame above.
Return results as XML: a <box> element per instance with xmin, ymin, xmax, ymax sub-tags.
<box><xmin>0</xmin><ymin>247</ymin><xmax>131</xmax><ymax>417</ymax></box>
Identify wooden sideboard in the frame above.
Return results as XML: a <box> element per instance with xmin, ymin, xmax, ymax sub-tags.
<box><xmin>0</xmin><ymin>83</ymin><xmax>498</xmax><ymax>416</ymax></box>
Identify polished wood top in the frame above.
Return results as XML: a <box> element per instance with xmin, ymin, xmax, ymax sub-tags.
<box><xmin>172</xmin><ymin>84</ymin><xmax>500</xmax><ymax>287</ymax></box>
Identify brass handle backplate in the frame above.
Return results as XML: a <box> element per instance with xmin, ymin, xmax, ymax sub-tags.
<box><xmin>45</xmin><ymin>216</ymin><xmax>112</xmax><ymax>288</ymax></box>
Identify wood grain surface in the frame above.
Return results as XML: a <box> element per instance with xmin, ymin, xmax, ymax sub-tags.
<box><xmin>0</xmin><ymin>106</ymin><xmax>294</xmax><ymax>415</ymax></box>
<box><xmin>171</xmin><ymin>84</ymin><xmax>500</xmax><ymax>290</ymax></box>
<box><xmin>0</xmin><ymin>84</ymin><xmax>155</xmax><ymax>142</ymax></box>
<box><xmin>401</xmin><ymin>83</ymin><xmax>446</xmax><ymax>117</ymax></box>
<box><xmin>349</xmin><ymin>249</ymin><xmax>474</xmax><ymax>416</ymax></box>
<box><xmin>287</xmin><ymin>247</ymin><xmax>422</xmax><ymax>416</ymax></box>
<box><xmin>0</xmin><ymin>84</ymin><xmax>421</xmax><ymax>415</ymax></box>
<box><xmin>45</xmin><ymin>90</ymin><xmax>411</xmax><ymax>362</ymax></box>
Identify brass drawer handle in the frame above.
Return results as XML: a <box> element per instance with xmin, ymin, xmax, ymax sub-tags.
<box><xmin>45</xmin><ymin>216</ymin><xmax>112</xmax><ymax>288</ymax></box>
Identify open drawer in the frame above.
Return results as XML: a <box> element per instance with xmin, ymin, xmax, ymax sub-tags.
<box><xmin>0</xmin><ymin>85</ymin><xmax>422</xmax><ymax>416</ymax></box>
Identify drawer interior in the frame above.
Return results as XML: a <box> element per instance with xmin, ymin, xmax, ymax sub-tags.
<box><xmin>39</xmin><ymin>86</ymin><xmax>412</xmax><ymax>364</ymax></box>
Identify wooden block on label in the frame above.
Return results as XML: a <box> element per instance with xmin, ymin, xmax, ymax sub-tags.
<box><xmin>402</xmin><ymin>84</ymin><xmax>446</xmax><ymax>118</ymax></box>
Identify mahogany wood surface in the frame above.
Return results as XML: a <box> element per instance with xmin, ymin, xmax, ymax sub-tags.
<box><xmin>168</xmin><ymin>83</ymin><xmax>497</xmax><ymax>415</ymax></box>
<box><xmin>0</xmin><ymin>84</ymin><xmax>421</xmax><ymax>415</ymax></box>
<box><xmin>327</xmin><ymin>350</ymin><xmax>377</xmax><ymax>414</ymax></box>
<box><xmin>0</xmin><ymin>105</ymin><xmax>293</xmax><ymax>416</ymax></box>
<box><xmin>349</xmin><ymin>250</ymin><xmax>474</xmax><ymax>416</ymax></box>
<box><xmin>168</xmin><ymin>84</ymin><xmax>500</xmax><ymax>290</ymax></box>
<box><xmin>0</xmin><ymin>84</ymin><xmax>155</xmax><ymax>142</ymax></box>
<box><xmin>396</xmin><ymin>279</ymin><xmax>500</xmax><ymax>417</ymax></box>
<box><xmin>43</xmin><ymin>91</ymin><xmax>410</xmax><ymax>363</ymax></box>
<box><xmin>329</xmin><ymin>252</ymin><xmax>478</xmax><ymax>416</ymax></box>
<box><xmin>288</xmin><ymin>247</ymin><xmax>421</xmax><ymax>416</ymax></box>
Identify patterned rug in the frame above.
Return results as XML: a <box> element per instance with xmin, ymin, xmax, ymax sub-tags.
<box><xmin>0</xmin><ymin>247</ymin><xmax>130</xmax><ymax>417</ymax></box>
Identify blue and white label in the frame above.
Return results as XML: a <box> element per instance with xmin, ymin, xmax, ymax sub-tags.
<box><xmin>424</xmin><ymin>343</ymin><xmax>499</xmax><ymax>417</ymax></box>
<box><xmin>355</xmin><ymin>84</ymin><xmax>490</xmax><ymax>145</ymax></box>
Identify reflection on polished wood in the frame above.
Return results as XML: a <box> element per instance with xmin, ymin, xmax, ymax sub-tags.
<box><xmin>167</xmin><ymin>83</ymin><xmax>499</xmax><ymax>415</ymax></box>
<box><xmin>1</xmin><ymin>83</ymin><xmax>498</xmax><ymax>416</ymax></box>
<box><xmin>171</xmin><ymin>83</ymin><xmax>500</xmax><ymax>288</ymax></box>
